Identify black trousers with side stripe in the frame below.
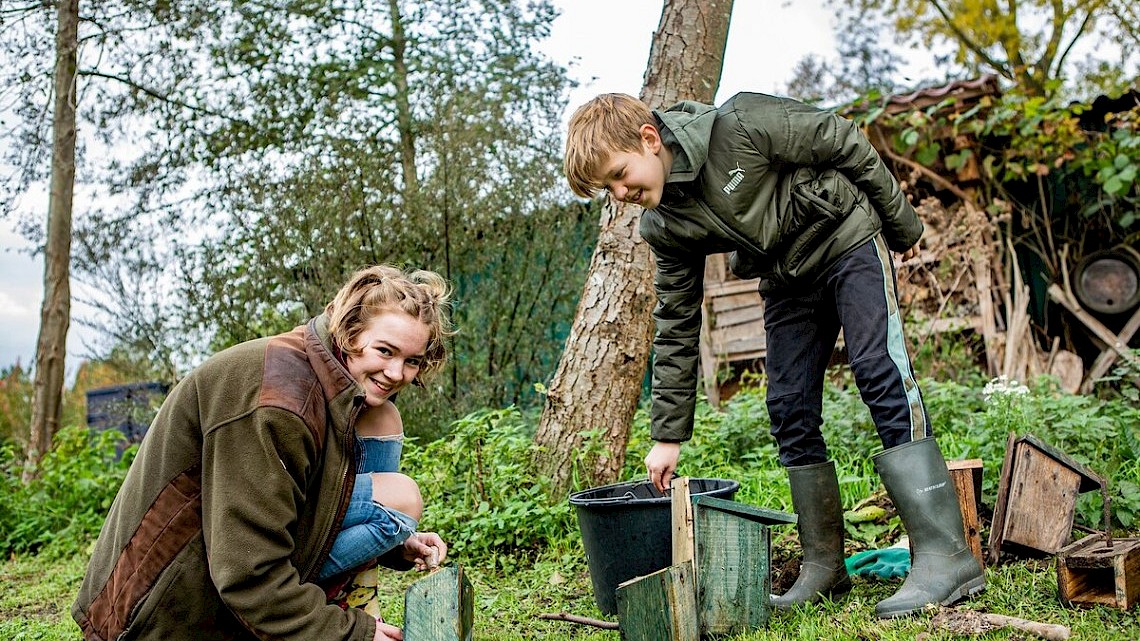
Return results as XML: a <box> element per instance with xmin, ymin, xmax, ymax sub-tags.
<box><xmin>762</xmin><ymin>236</ymin><xmax>930</xmax><ymax>467</ymax></box>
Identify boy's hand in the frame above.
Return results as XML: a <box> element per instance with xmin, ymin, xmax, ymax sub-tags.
<box><xmin>898</xmin><ymin>242</ymin><xmax>920</xmax><ymax>262</ymax></box>
<box><xmin>645</xmin><ymin>441</ymin><xmax>681</xmax><ymax>493</ymax></box>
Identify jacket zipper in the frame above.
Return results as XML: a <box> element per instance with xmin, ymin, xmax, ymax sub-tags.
<box><xmin>300</xmin><ymin>317</ymin><xmax>364</xmax><ymax>583</ymax></box>
<box><xmin>301</xmin><ymin>401</ymin><xmax>360</xmax><ymax>583</ymax></box>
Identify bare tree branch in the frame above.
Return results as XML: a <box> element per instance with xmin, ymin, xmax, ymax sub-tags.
<box><xmin>77</xmin><ymin>69</ymin><xmax>249</xmax><ymax>123</ymax></box>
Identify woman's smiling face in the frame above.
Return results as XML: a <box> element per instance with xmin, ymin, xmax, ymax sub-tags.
<box><xmin>344</xmin><ymin>309</ymin><xmax>431</xmax><ymax>406</ymax></box>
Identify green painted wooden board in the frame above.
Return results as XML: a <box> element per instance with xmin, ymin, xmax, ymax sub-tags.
<box><xmin>616</xmin><ymin>561</ymin><xmax>699</xmax><ymax>641</ymax></box>
<box><xmin>691</xmin><ymin>495</ymin><xmax>796</xmax><ymax>525</ymax></box>
<box><xmin>403</xmin><ymin>565</ymin><xmax>474</xmax><ymax>641</ymax></box>
<box><xmin>694</xmin><ymin>500</ymin><xmax>774</xmax><ymax>636</ymax></box>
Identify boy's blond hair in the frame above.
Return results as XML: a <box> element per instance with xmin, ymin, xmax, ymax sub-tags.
<box><xmin>564</xmin><ymin>93</ymin><xmax>654</xmax><ymax>198</ymax></box>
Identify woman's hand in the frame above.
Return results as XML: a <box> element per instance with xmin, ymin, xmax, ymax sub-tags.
<box><xmin>645</xmin><ymin>441</ymin><xmax>681</xmax><ymax>493</ymax></box>
<box><xmin>402</xmin><ymin>531</ymin><xmax>448</xmax><ymax>571</ymax></box>
<box><xmin>373</xmin><ymin>617</ymin><xmax>403</xmax><ymax>641</ymax></box>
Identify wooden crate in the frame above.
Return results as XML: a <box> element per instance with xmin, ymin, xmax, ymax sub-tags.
<box><xmin>1057</xmin><ymin>534</ymin><xmax>1140</xmax><ymax>610</ymax></box>
<box><xmin>616</xmin><ymin>561</ymin><xmax>699</xmax><ymax>641</ymax></box>
<box><xmin>403</xmin><ymin>565</ymin><xmax>474</xmax><ymax>641</ymax></box>
<box><xmin>988</xmin><ymin>433</ymin><xmax>1103</xmax><ymax>564</ymax></box>
<box><xmin>691</xmin><ymin>495</ymin><xmax>795</xmax><ymax>636</ymax></box>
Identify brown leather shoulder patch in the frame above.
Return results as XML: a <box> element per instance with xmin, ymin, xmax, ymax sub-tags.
<box><xmin>86</xmin><ymin>466</ymin><xmax>203</xmax><ymax>641</ymax></box>
<box><xmin>260</xmin><ymin>328</ymin><xmax>326</xmax><ymax>447</ymax></box>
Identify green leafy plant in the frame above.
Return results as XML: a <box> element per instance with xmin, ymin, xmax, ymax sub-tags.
<box><xmin>402</xmin><ymin>407</ymin><xmax>577</xmax><ymax>568</ymax></box>
<box><xmin>0</xmin><ymin>427</ymin><xmax>136</xmax><ymax>557</ymax></box>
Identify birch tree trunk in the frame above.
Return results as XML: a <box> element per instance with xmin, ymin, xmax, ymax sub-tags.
<box><xmin>27</xmin><ymin>0</ymin><xmax>79</xmax><ymax>474</ymax></box>
<box><xmin>534</xmin><ymin>0</ymin><xmax>734</xmax><ymax>497</ymax></box>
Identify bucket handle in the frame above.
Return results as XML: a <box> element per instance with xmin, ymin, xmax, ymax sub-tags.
<box><xmin>571</xmin><ymin>479</ymin><xmax>668</xmax><ymax>505</ymax></box>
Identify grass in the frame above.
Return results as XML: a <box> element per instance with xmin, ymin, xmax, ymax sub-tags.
<box><xmin>0</xmin><ymin>552</ymin><xmax>86</xmax><ymax>640</ymax></box>
<box><xmin>6</xmin><ymin>539</ymin><xmax>1139</xmax><ymax>640</ymax></box>
<box><xmin>4</xmin><ymin>376</ymin><xmax>1139</xmax><ymax>638</ymax></box>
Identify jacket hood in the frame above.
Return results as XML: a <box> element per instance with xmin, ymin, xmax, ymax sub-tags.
<box><xmin>655</xmin><ymin>100</ymin><xmax>717</xmax><ymax>182</ymax></box>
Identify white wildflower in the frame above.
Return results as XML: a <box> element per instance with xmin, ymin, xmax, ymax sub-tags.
<box><xmin>983</xmin><ymin>375</ymin><xmax>1030</xmax><ymax>402</ymax></box>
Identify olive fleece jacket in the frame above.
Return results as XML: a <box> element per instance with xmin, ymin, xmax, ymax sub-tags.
<box><xmin>72</xmin><ymin>315</ymin><xmax>388</xmax><ymax>641</ymax></box>
<box><xmin>642</xmin><ymin>92</ymin><xmax>924</xmax><ymax>442</ymax></box>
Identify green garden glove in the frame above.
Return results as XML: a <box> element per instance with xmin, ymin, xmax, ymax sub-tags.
<box><xmin>844</xmin><ymin>547</ymin><xmax>911</xmax><ymax>579</ymax></box>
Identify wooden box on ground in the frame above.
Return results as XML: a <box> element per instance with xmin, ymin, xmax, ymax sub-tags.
<box><xmin>1057</xmin><ymin>534</ymin><xmax>1140</xmax><ymax>610</ymax></box>
<box><xmin>617</xmin><ymin>478</ymin><xmax>794</xmax><ymax>639</ymax></box>
<box><xmin>616</xmin><ymin>561</ymin><xmax>699</xmax><ymax>641</ymax></box>
<box><xmin>947</xmin><ymin>459</ymin><xmax>984</xmax><ymax>567</ymax></box>
<box><xmin>403</xmin><ymin>565</ymin><xmax>474</xmax><ymax>641</ymax></box>
<box><xmin>988</xmin><ymin>433</ymin><xmax>1103</xmax><ymax>564</ymax></box>
<box><xmin>691</xmin><ymin>495</ymin><xmax>796</xmax><ymax>636</ymax></box>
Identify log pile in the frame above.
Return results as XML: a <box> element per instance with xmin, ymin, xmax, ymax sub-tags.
<box><xmin>895</xmin><ymin>196</ymin><xmax>1075</xmax><ymax>387</ymax></box>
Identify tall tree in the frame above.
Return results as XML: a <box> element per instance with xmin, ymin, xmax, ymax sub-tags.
<box><xmin>26</xmin><ymin>0</ymin><xmax>79</xmax><ymax>471</ymax></box>
<box><xmin>53</xmin><ymin>0</ymin><xmax>584</xmax><ymax>435</ymax></box>
<box><xmin>834</xmin><ymin>0</ymin><xmax>1137</xmax><ymax>96</ymax></box>
<box><xmin>533</xmin><ymin>0</ymin><xmax>734</xmax><ymax>496</ymax></box>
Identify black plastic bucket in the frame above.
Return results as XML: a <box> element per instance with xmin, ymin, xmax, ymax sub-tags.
<box><xmin>569</xmin><ymin>478</ymin><xmax>740</xmax><ymax>614</ymax></box>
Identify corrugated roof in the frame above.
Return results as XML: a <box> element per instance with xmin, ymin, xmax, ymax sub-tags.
<box><xmin>879</xmin><ymin>74</ymin><xmax>1002</xmax><ymax>114</ymax></box>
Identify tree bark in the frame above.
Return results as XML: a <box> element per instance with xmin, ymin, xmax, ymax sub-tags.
<box><xmin>27</xmin><ymin>0</ymin><xmax>79</xmax><ymax>474</ymax></box>
<box><xmin>388</xmin><ymin>0</ymin><xmax>419</xmax><ymax>197</ymax></box>
<box><xmin>534</xmin><ymin>0</ymin><xmax>733</xmax><ymax>497</ymax></box>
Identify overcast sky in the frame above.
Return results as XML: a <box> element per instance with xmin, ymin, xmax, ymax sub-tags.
<box><xmin>0</xmin><ymin>0</ymin><xmax>897</xmax><ymax>374</ymax></box>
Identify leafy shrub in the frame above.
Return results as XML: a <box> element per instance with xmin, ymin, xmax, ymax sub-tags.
<box><xmin>0</xmin><ymin>427</ymin><xmax>135</xmax><ymax>558</ymax></box>
<box><xmin>0</xmin><ymin>365</ymin><xmax>33</xmax><ymax>449</ymax></box>
<box><xmin>402</xmin><ymin>407</ymin><xmax>577</xmax><ymax>567</ymax></box>
<box><xmin>929</xmin><ymin>375</ymin><xmax>1140</xmax><ymax>531</ymax></box>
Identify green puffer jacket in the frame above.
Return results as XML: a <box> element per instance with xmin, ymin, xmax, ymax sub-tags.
<box><xmin>72</xmin><ymin>315</ymin><xmax>391</xmax><ymax>641</ymax></box>
<box><xmin>641</xmin><ymin>92</ymin><xmax>924</xmax><ymax>442</ymax></box>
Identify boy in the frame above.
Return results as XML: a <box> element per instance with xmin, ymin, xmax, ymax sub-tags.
<box><xmin>563</xmin><ymin>93</ymin><xmax>984</xmax><ymax>618</ymax></box>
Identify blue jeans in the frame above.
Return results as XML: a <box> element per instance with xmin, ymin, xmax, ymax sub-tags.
<box><xmin>318</xmin><ymin>435</ymin><xmax>417</xmax><ymax>581</ymax></box>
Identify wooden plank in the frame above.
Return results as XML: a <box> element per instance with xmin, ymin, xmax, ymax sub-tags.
<box><xmin>1020</xmin><ymin>434</ymin><xmax>1103</xmax><ymax>493</ymax></box>
<box><xmin>403</xmin><ymin>565</ymin><xmax>474</xmax><ymax>641</ymax></box>
<box><xmin>704</xmin><ymin>254</ymin><xmax>727</xmax><ymax>286</ymax></box>
<box><xmin>714</xmin><ymin>322</ymin><xmax>766</xmax><ymax>345</ymax></box>
<box><xmin>947</xmin><ymin>459</ymin><xmax>984</xmax><ymax>567</ymax></box>
<box><xmin>671</xmin><ymin>477</ymin><xmax>695</xmax><ymax>567</ymax></box>
<box><xmin>714</xmin><ymin>338</ymin><xmax>767</xmax><ymax>359</ymax></box>
<box><xmin>693</xmin><ymin>501</ymin><xmax>772</xmax><ymax>635</ymax></box>
<box><xmin>1050</xmin><ymin>349</ymin><xmax>1084</xmax><ymax>394</ymax></box>
<box><xmin>916</xmin><ymin>315</ymin><xmax>984</xmax><ymax>334</ymax></box>
<box><xmin>975</xmin><ymin>254</ymin><xmax>999</xmax><ymax>376</ymax></box>
<box><xmin>712</xmin><ymin>305</ymin><xmax>765</xmax><ymax>328</ymax></box>
<box><xmin>1049</xmin><ymin>283</ymin><xmax>1140</xmax><ymax>372</ymax></box>
<box><xmin>1083</xmin><ymin>304</ymin><xmax>1140</xmax><ymax>391</ymax></box>
<box><xmin>709</xmin><ymin>289</ymin><xmax>762</xmax><ymax>308</ymax></box>
<box><xmin>705</xmin><ymin>279</ymin><xmax>762</xmax><ymax>298</ymax></box>
<box><xmin>699</xmin><ymin>303</ymin><xmax>720</xmax><ymax>407</ymax></box>
<box><xmin>616</xmin><ymin>562</ymin><xmax>700</xmax><ymax>641</ymax></box>
<box><xmin>691</xmin><ymin>495</ymin><xmax>796</xmax><ymax>525</ymax></box>
<box><xmin>987</xmin><ymin>432</ymin><xmax>1019</xmax><ymax>566</ymax></box>
<box><xmin>1002</xmin><ymin>444</ymin><xmax>1082</xmax><ymax>554</ymax></box>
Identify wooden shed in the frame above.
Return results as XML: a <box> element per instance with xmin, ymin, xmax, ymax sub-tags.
<box><xmin>698</xmin><ymin>254</ymin><xmax>764</xmax><ymax>405</ymax></box>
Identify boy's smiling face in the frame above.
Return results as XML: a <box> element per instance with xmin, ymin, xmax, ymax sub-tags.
<box><xmin>598</xmin><ymin>124</ymin><xmax>671</xmax><ymax>209</ymax></box>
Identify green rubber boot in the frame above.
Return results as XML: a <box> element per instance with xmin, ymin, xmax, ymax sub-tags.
<box><xmin>770</xmin><ymin>460</ymin><xmax>852</xmax><ymax>609</ymax></box>
<box><xmin>873</xmin><ymin>437</ymin><xmax>986</xmax><ymax>618</ymax></box>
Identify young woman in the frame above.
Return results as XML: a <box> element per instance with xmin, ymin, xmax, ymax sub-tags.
<box><xmin>74</xmin><ymin>265</ymin><xmax>455</xmax><ymax>641</ymax></box>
